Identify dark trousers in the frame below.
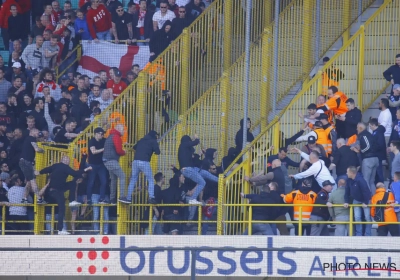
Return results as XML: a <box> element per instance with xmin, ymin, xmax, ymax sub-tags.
<box><xmin>86</xmin><ymin>163</ymin><xmax>108</xmax><ymax>200</ymax></box>
<box><xmin>9</xmin><ymin>215</ymin><xmax>28</xmax><ymax>234</ymax></box>
<box><xmin>378</xmin><ymin>224</ymin><xmax>400</xmax><ymax>236</ymax></box>
<box><xmin>375</xmin><ymin>159</ymin><xmax>385</xmax><ymax>184</ymax></box>
<box><xmin>49</xmin><ymin>182</ymin><xmax>75</xmax><ymax>231</ymax></box>
<box><xmin>1</xmin><ymin>28</ymin><xmax>9</xmax><ymax>51</ymax></box>
<box><xmin>293</xmin><ymin>224</ymin><xmax>311</xmax><ymax>236</ymax></box>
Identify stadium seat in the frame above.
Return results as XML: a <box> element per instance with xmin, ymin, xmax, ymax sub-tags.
<box><xmin>0</xmin><ymin>51</ymin><xmax>9</xmax><ymax>65</ymax></box>
<box><xmin>58</xmin><ymin>0</ymin><xmax>78</xmax><ymax>9</ymax></box>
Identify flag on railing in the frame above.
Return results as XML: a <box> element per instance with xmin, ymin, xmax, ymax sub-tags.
<box><xmin>77</xmin><ymin>41</ymin><xmax>150</xmax><ymax>78</ymax></box>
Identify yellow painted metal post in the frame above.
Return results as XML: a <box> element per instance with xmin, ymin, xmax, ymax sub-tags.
<box><xmin>77</xmin><ymin>44</ymin><xmax>82</xmax><ymax>61</ymax></box>
<box><xmin>242</xmin><ymin>151</ymin><xmax>252</xmax><ymax>233</ymax></box>
<box><xmin>180</xmin><ymin>29</ymin><xmax>190</xmax><ymax>114</ymax></box>
<box><xmin>197</xmin><ymin>205</ymin><xmax>202</xmax><ymax>235</ymax></box>
<box><xmin>217</xmin><ymin>174</ymin><xmax>224</xmax><ymax>235</ymax></box>
<box><xmin>298</xmin><ymin>206</ymin><xmax>303</xmax><ymax>236</ymax></box>
<box><xmin>248</xmin><ymin>206</ymin><xmax>252</xmax><ymax>235</ymax></box>
<box><xmin>302</xmin><ymin>0</ymin><xmax>314</xmax><ymax>83</ymax></box>
<box><xmin>148</xmin><ymin>206</ymin><xmax>153</xmax><ymax>235</ymax></box>
<box><xmin>264</xmin><ymin>0</ymin><xmax>273</xmax><ymax>29</ymax></box>
<box><xmin>150</xmin><ymin>155</ymin><xmax>158</xmax><ymax>176</ymax></box>
<box><xmin>317</xmin><ymin>70</ymin><xmax>323</xmax><ymax>95</ymax></box>
<box><xmin>357</xmin><ymin>26</ymin><xmax>365</xmax><ymax>110</ymax></box>
<box><xmin>219</xmin><ymin>72</ymin><xmax>231</xmax><ymax>161</ymax></box>
<box><xmin>117</xmin><ymin>153</ymin><xmax>129</xmax><ymax>235</ymax></box>
<box><xmin>342</xmin><ymin>0</ymin><xmax>352</xmax><ymax>43</ymax></box>
<box><xmin>223</xmin><ymin>0</ymin><xmax>233</xmax><ymax>71</ymax></box>
<box><xmin>349</xmin><ymin>206</ymin><xmax>354</xmax><ymax>236</ymax></box>
<box><xmin>1</xmin><ymin>207</ymin><xmax>4</xmax><ymax>235</ymax></box>
<box><xmin>136</xmin><ymin>72</ymin><xmax>148</xmax><ymax>140</ymax></box>
<box><xmin>272</xmin><ymin>118</ymin><xmax>280</xmax><ymax>153</ymax></box>
<box><xmin>261</xmin><ymin>28</ymin><xmax>272</xmax><ymax>129</ymax></box>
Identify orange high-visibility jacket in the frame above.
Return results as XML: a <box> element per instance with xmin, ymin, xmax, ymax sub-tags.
<box><xmin>314</xmin><ymin>128</ymin><xmax>332</xmax><ymax>156</ymax></box>
<box><xmin>371</xmin><ymin>189</ymin><xmax>397</xmax><ymax>227</ymax></box>
<box><xmin>283</xmin><ymin>189</ymin><xmax>317</xmax><ymax>220</ymax></box>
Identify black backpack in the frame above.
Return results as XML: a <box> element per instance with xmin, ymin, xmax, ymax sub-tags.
<box><xmin>374</xmin><ymin>191</ymin><xmax>389</xmax><ymax>223</ymax></box>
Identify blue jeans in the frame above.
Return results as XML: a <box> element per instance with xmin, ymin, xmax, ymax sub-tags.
<box><xmin>87</xmin><ymin>164</ymin><xmax>108</xmax><ymax>201</ymax></box>
<box><xmin>353</xmin><ymin>199</ymin><xmax>372</xmax><ymax>236</ymax></box>
<box><xmin>96</xmin><ymin>30</ymin><xmax>111</xmax><ymax>40</ymax></box>
<box><xmin>201</xmin><ymin>201</ymin><xmax>217</xmax><ymax>235</ymax></box>
<box><xmin>182</xmin><ymin>167</ymin><xmax>218</xmax><ymax>199</ymax></box>
<box><xmin>45</xmin><ymin>214</ymin><xmax>66</xmax><ymax>234</ymax></box>
<box><xmin>137</xmin><ymin>35</ymin><xmax>148</xmax><ymax>46</ymax></box>
<box><xmin>92</xmin><ymin>194</ymin><xmax>109</xmax><ymax>234</ymax></box>
<box><xmin>127</xmin><ymin>160</ymin><xmax>154</xmax><ymax>199</ymax></box>
<box><xmin>243</xmin><ymin>223</ymin><xmax>274</xmax><ymax>235</ymax></box>
<box><xmin>145</xmin><ymin>215</ymin><xmax>163</xmax><ymax>235</ymax></box>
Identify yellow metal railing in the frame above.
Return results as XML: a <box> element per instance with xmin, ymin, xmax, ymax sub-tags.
<box><xmin>221</xmin><ymin>0</ymin><xmax>399</xmax><ymax>234</ymax></box>
<box><xmin>55</xmin><ymin>44</ymin><xmax>82</xmax><ymax>80</ymax></box>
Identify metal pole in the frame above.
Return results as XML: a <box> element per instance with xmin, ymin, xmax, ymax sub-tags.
<box><xmin>191</xmin><ymin>249</ymin><xmax>196</xmax><ymax>280</ymax></box>
<box><xmin>358</xmin><ymin>0</ymin><xmax>363</xmax><ymax>27</ymax></box>
<box><xmin>271</xmin><ymin>0</ymin><xmax>280</xmax><ymax>116</ymax></box>
<box><xmin>315</xmin><ymin>0</ymin><xmax>321</xmax><ymax>63</ymax></box>
<box><xmin>242</xmin><ymin>0</ymin><xmax>252</xmax><ymax>152</ymax></box>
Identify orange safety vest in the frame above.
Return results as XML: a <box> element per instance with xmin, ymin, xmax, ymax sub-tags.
<box><xmin>371</xmin><ymin>189</ymin><xmax>397</xmax><ymax>227</ymax></box>
<box><xmin>314</xmin><ymin>128</ymin><xmax>332</xmax><ymax>156</ymax></box>
<box><xmin>317</xmin><ymin>106</ymin><xmax>334</xmax><ymax>125</ymax></box>
<box><xmin>325</xmin><ymin>93</ymin><xmax>348</xmax><ymax>115</ymax></box>
<box><xmin>346</xmin><ymin>134</ymin><xmax>357</xmax><ymax>146</ymax></box>
<box><xmin>322</xmin><ymin>67</ymin><xmax>343</xmax><ymax>95</ymax></box>
<box><xmin>324</xmin><ymin>125</ymin><xmax>335</xmax><ymax>141</ymax></box>
<box><xmin>283</xmin><ymin>189</ymin><xmax>317</xmax><ymax>220</ymax></box>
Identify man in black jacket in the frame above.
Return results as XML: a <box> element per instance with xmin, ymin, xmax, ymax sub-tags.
<box><xmin>37</xmin><ymin>155</ymin><xmax>92</xmax><ymax>235</ymax></box>
<box><xmin>178</xmin><ymin>134</ymin><xmax>218</xmax><ymax>204</ymax></box>
<box><xmin>369</xmin><ymin>118</ymin><xmax>387</xmax><ymax>184</ymax></box>
<box><xmin>241</xmin><ymin>184</ymin><xmax>280</xmax><ymax>235</ymax></box>
<box><xmin>124</xmin><ymin>130</ymin><xmax>160</xmax><ymax>204</ymax></box>
<box><xmin>383</xmin><ymin>54</ymin><xmax>400</xmax><ymax>94</ymax></box>
<box><xmin>354</xmin><ymin>122</ymin><xmax>379</xmax><ymax>193</ymax></box>
<box><xmin>129</xmin><ymin>0</ymin><xmax>154</xmax><ymax>45</ymax></box>
<box><xmin>330</xmin><ymin>138</ymin><xmax>359</xmax><ymax>183</ymax></box>
<box><xmin>337</xmin><ymin>98</ymin><xmax>362</xmax><ymax>141</ymax></box>
<box><xmin>70</xmin><ymin>92</ymin><xmax>91</xmax><ymax>129</ymax></box>
<box><xmin>171</xmin><ymin>6</ymin><xmax>192</xmax><ymax>38</ymax></box>
<box><xmin>309</xmin><ymin>180</ymin><xmax>333</xmax><ymax>236</ymax></box>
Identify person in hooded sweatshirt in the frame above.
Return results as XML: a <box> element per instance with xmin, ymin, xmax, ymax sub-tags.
<box><xmin>201</xmin><ymin>148</ymin><xmax>221</xmax><ymax>173</ymax></box>
<box><xmin>178</xmin><ymin>134</ymin><xmax>219</xmax><ymax>204</ymax></box>
<box><xmin>235</xmin><ymin>118</ymin><xmax>254</xmax><ymax>153</ymax></box>
<box><xmin>122</xmin><ymin>130</ymin><xmax>160</xmax><ymax>204</ymax></box>
<box><xmin>149</xmin><ymin>20</ymin><xmax>173</xmax><ymax>62</ymax></box>
<box><xmin>368</xmin><ymin>118</ymin><xmax>387</xmax><ymax>184</ymax></box>
<box><xmin>221</xmin><ymin>147</ymin><xmax>238</xmax><ymax>176</ymax></box>
<box><xmin>171</xmin><ymin>6</ymin><xmax>192</xmax><ymax>38</ymax></box>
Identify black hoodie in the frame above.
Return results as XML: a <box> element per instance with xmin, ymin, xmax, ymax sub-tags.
<box><xmin>149</xmin><ymin>20</ymin><xmax>173</xmax><ymax>61</ymax></box>
<box><xmin>201</xmin><ymin>148</ymin><xmax>216</xmax><ymax>169</ymax></box>
<box><xmin>222</xmin><ymin>147</ymin><xmax>237</xmax><ymax>172</ymax></box>
<box><xmin>235</xmin><ymin>118</ymin><xmax>254</xmax><ymax>152</ymax></box>
<box><xmin>178</xmin><ymin>135</ymin><xmax>200</xmax><ymax>168</ymax></box>
<box><xmin>133</xmin><ymin>130</ymin><xmax>160</xmax><ymax>161</ymax></box>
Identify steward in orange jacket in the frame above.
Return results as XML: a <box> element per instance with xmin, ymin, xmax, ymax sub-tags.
<box><xmin>370</xmin><ymin>183</ymin><xmax>399</xmax><ymax>236</ymax></box>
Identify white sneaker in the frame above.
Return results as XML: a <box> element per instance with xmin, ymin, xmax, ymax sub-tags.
<box><xmin>58</xmin><ymin>230</ymin><xmax>70</xmax><ymax>235</ymax></box>
<box><xmin>69</xmin><ymin>201</ymin><xmax>82</xmax><ymax>207</ymax></box>
<box><xmin>188</xmin><ymin>199</ymin><xmax>202</xmax><ymax>205</ymax></box>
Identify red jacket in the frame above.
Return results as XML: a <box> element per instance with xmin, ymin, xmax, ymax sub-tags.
<box><xmin>110</xmin><ymin>129</ymin><xmax>126</xmax><ymax>156</ymax></box>
<box><xmin>0</xmin><ymin>1</ymin><xmax>21</xmax><ymax>29</ymax></box>
<box><xmin>86</xmin><ymin>4</ymin><xmax>112</xmax><ymax>39</ymax></box>
<box><xmin>16</xmin><ymin>0</ymin><xmax>30</xmax><ymax>13</ymax></box>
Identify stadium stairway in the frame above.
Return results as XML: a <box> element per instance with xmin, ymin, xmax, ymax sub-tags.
<box><xmin>221</xmin><ymin>0</ymin><xmax>399</xmax><ymax>236</ymax></box>
<box><xmin>154</xmin><ymin>0</ymin><xmax>377</xmax><ymax>181</ymax></box>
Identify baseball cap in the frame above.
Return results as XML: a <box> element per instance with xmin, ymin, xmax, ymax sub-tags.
<box><xmin>394</xmin><ymin>84</ymin><xmax>400</xmax><ymax>90</ymax></box>
<box><xmin>61</xmin><ymin>74</ymin><xmax>69</xmax><ymax>80</ymax></box>
<box><xmin>314</xmin><ymin>120</ymin><xmax>323</xmax><ymax>127</ymax></box>
<box><xmin>31</xmin><ymin>69</ymin><xmax>39</xmax><ymax>76</ymax></box>
<box><xmin>322</xmin><ymin>180</ymin><xmax>334</xmax><ymax>187</ymax></box>
<box><xmin>94</xmin><ymin>127</ymin><xmax>105</xmax><ymax>134</ymax></box>
<box><xmin>12</xmin><ymin>62</ymin><xmax>21</xmax><ymax>68</ymax></box>
<box><xmin>114</xmin><ymin>69</ymin><xmax>122</xmax><ymax>77</ymax></box>
<box><xmin>317</xmin><ymin>114</ymin><xmax>328</xmax><ymax>120</ymax></box>
<box><xmin>308</xmin><ymin>135</ymin><xmax>316</xmax><ymax>144</ymax></box>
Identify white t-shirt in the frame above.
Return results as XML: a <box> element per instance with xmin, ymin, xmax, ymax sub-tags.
<box><xmin>304</xmin><ymin>109</ymin><xmax>325</xmax><ymax>124</ymax></box>
<box><xmin>152</xmin><ymin>10</ymin><xmax>176</xmax><ymax>29</ymax></box>
<box><xmin>176</xmin><ymin>0</ymin><xmax>190</xmax><ymax>6</ymax></box>
<box><xmin>8</xmin><ymin>186</ymin><xmax>30</xmax><ymax>216</ymax></box>
<box><xmin>378</xmin><ymin>108</ymin><xmax>392</xmax><ymax>137</ymax></box>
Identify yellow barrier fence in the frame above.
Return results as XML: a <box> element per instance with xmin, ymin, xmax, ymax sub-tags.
<box><xmin>54</xmin><ymin>44</ymin><xmax>82</xmax><ymax>80</ymax></box>
<box><xmin>221</xmin><ymin>0</ymin><xmax>399</xmax><ymax>235</ymax></box>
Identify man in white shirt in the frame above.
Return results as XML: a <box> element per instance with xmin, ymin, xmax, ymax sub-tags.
<box><xmin>153</xmin><ymin>1</ymin><xmax>176</xmax><ymax>30</ymax></box>
<box><xmin>299</xmin><ymin>103</ymin><xmax>325</xmax><ymax>125</ymax></box>
<box><xmin>97</xmin><ymin>89</ymin><xmax>113</xmax><ymax>112</ymax></box>
<box><xmin>8</xmin><ymin>177</ymin><xmax>32</xmax><ymax>233</ymax></box>
<box><xmin>289</xmin><ymin>148</ymin><xmax>336</xmax><ymax>190</ymax></box>
<box><xmin>378</xmin><ymin>98</ymin><xmax>392</xmax><ymax>146</ymax></box>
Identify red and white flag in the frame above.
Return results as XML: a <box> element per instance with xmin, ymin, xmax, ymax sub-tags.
<box><xmin>77</xmin><ymin>41</ymin><xmax>150</xmax><ymax>79</ymax></box>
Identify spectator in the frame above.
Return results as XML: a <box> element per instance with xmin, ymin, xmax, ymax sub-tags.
<box><xmin>19</xmin><ymin>128</ymin><xmax>45</xmax><ymax>204</ymax></box>
<box><xmin>87</xmin><ymin>85</ymin><xmax>101</xmax><ymax>105</ymax></box>
<box><xmin>368</xmin><ymin>118</ymin><xmax>387</xmax><ymax>184</ymax></box>
<box><xmin>0</xmin><ymin>69</ymin><xmax>12</xmax><ymax>102</ymax></box>
<box><xmin>390</xmin><ymin>141</ymin><xmax>400</xmax><ymax>181</ymax></box>
<box><xmin>91</xmin><ymin>176</ymin><xmax>111</xmax><ymax>235</ymax></box>
<box><xmin>8</xmin><ymin>40</ymin><xmax>24</xmax><ymax>68</ymax></box>
<box><xmin>98</xmin><ymin>70</ymin><xmax>108</xmax><ymax>89</ymax></box>
<box><xmin>378</xmin><ymin>98</ymin><xmax>392</xmax><ymax>146</ymax></box>
<box><xmin>8</xmin><ymin>128</ymin><xmax>24</xmax><ymax>172</ymax></box>
<box><xmin>75</xmin><ymin>9</ymin><xmax>92</xmax><ymax>41</ymax></box>
<box><xmin>43</xmin><ymin>29</ymin><xmax>53</xmax><ymax>42</ymax></box>
<box><xmin>371</xmin><ymin>182</ymin><xmax>399</xmax><ymax>236</ymax></box>
<box><xmin>106</xmin><ymin>69</ymin><xmax>127</xmax><ymax>98</ymax></box>
<box><xmin>391</xmin><ymin>171</ymin><xmax>400</xmax><ymax>224</ymax></box>
<box><xmin>355</xmin><ymin>122</ymin><xmax>379</xmax><ymax>193</ymax></box>
<box><xmin>295</xmin><ymin>121</ymin><xmax>331</xmax><ymax>157</ymax></box>
<box><xmin>29</xmin><ymin>16</ymin><xmax>45</xmax><ymax>43</ymax></box>
<box><xmin>321</xmin><ymin>57</ymin><xmax>345</xmax><ymax>96</ymax></box>
<box><xmin>153</xmin><ymin>0</ymin><xmax>176</xmax><ymax>31</ymax></box>
<box><xmin>41</xmin><ymin>15</ymin><xmax>55</xmax><ymax>32</ymax></box>
<box><xmin>221</xmin><ymin>147</ymin><xmax>238</xmax><ymax>175</ymax></box>
<box><xmin>330</xmin><ymin>138</ymin><xmax>359</xmax><ymax>182</ymax></box>
<box><xmin>98</xmin><ymin>89</ymin><xmax>113</xmax><ymax>111</ymax></box>
<box><xmin>36</xmin><ymin>68</ymin><xmax>62</xmax><ymax>101</ymax></box>
<box><xmin>244</xmin><ymin>159</ymin><xmax>285</xmax><ymax>194</ymax></box>
<box><xmin>240</xmin><ymin>184</ymin><xmax>279</xmax><ymax>235</ymax></box>
<box><xmin>309</xmin><ymin>180</ymin><xmax>333</xmax><ymax>236</ymax></box>
<box><xmin>200</xmin><ymin>163</ymin><xmax>219</xmax><ymax>234</ymax></box>
<box><xmin>71</xmin><ymin>77</ymin><xmax>89</xmax><ymax>105</ymax></box>
<box><xmin>103</xmin><ymin>124</ymin><xmax>126</xmax><ymax>203</ymax></box>
<box><xmin>130</xmin><ymin>1</ymin><xmax>153</xmax><ymax>46</ymax></box>
<box><xmin>235</xmin><ymin>118</ymin><xmax>254</xmax><ymax>153</ymax></box>
<box><xmin>0</xmin><ymin>1</ymin><xmax>21</xmax><ymax>52</ymax></box>
<box><xmin>86</xmin><ymin>0</ymin><xmax>112</xmax><ymax>42</ymax></box>
<box><xmin>327</xmin><ymin>178</ymin><xmax>349</xmax><ymax>236</ymax></box>
<box><xmin>320</xmin><ymin>86</ymin><xmax>348</xmax><ymax>138</ymax></box>
<box><xmin>70</xmin><ymin>92</ymin><xmax>91</xmax><ymax>129</ymax></box>
<box><xmin>112</xmin><ymin>4</ymin><xmax>133</xmax><ymax>44</ymax></box>
<box><xmin>5</xmin><ymin>61</ymin><xmax>26</xmax><ymax>84</ymax></box>
<box><xmin>185</xmin><ymin>0</ymin><xmax>203</xmax><ymax>20</ymax></box>
<box><xmin>52</xmin><ymin>1</ymin><xmax>63</xmax><ymax>19</ymax></box>
<box><xmin>126</xmin><ymin>71</ymin><xmax>136</xmax><ymax>84</ymax></box>
<box><xmin>37</xmin><ymin>155</ymin><xmax>92</xmax><ymax>235</ymax></box>
<box><xmin>0</xmin><ymin>55</ymin><xmax>6</xmax><ymax>73</ymax></box>
<box><xmin>337</xmin><ymin>98</ymin><xmax>362</xmax><ymax>144</ymax></box>
<box><xmin>6</xmin><ymin>93</ymin><xmax>18</xmax><ymax>116</ymax></box>
<box><xmin>171</xmin><ymin>6</ymin><xmax>192</xmax><ymax>38</ymax></box>
<box><xmin>21</xmin><ymin>35</ymin><xmax>44</xmax><ymax>75</ymax></box>
<box><xmin>283</xmin><ymin>178</ymin><xmax>316</xmax><ymax>235</ymax></box>
<box><xmin>143</xmin><ymin>172</ymin><xmax>163</xmax><ymax>235</ymax></box>
<box><xmin>344</xmin><ymin>166</ymin><xmax>372</xmax><ymax>236</ymax></box>
<box><xmin>7</xmin><ymin>5</ymin><xmax>25</xmax><ymax>54</ymax></box>
<box><xmin>42</xmin><ymin>35</ymin><xmax>60</xmax><ymax>69</ymax></box>
<box><xmin>0</xmin><ymin>102</ymin><xmax>16</xmax><ymax>129</ymax></box>
<box><xmin>149</xmin><ymin>20</ymin><xmax>173</xmax><ymax>62</ymax></box>
<box><xmin>317</xmin><ymin>114</ymin><xmax>337</xmax><ymax>155</ymax></box>
<box><xmin>388</xmin><ymin>84</ymin><xmax>400</xmax><ymax>122</ymax></box>
<box><xmin>54</xmin><ymin>118</ymin><xmax>79</xmax><ymax>144</ymax></box>
<box><xmin>8</xmin><ymin>176</ymin><xmax>30</xmax><ymax>234</ymax></box>
<box><xmin>383</xmin><ymin>54</ymin><xmax>400</xmax><ymax>92</ymax></box>
<box><xmin>123</xmin><ymin>130</ymin><xmax>160</xmax><ymax>204</ymax></box>
<box><xmin>299</xmin><ymin>103</ymin><xmax>325</xmax><ymax>126</ymax></box>
<box><xmin>42</xmin><ymin>4</ymin><xmax>58</xmax><ymax>27</ymax></box>
<box><xmin>22</xmin><ymin>98</ymin><xmax>47</xmax><ymax>131</ymax></box>
<box><xmin>168</xmin><ymin>0</ymin><xmax>180</xmax><ymax>17</ymax></box>
<box><xmin>290</xmin><ymin>148</ymin><xmax>336</xmax><ymax>189</ymax></box>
